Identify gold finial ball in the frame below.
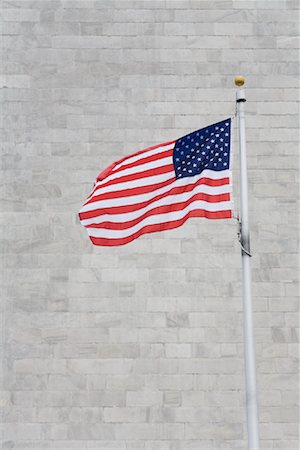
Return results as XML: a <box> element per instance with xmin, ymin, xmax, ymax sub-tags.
<box><xmin>234</xmin><ymin>75</ymin><xmax>245</xmax><ymax>87</ymax></box>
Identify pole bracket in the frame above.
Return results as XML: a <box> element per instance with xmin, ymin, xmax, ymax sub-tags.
<box><xmin>236</xmin><ymin>215</ymin><xmax>252</xmax><ymax>257</ymax></box>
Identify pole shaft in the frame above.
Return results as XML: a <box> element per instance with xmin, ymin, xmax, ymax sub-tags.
<box><xmin>236</xmin><ymin>89</ymin><xmax>260</xmax><ymax>450</ymax></box>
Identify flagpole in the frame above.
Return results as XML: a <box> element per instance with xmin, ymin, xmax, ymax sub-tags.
<box><xmin>235</xmin><ymin>75</ymin><xmax>260</xmax><ymax>450</ymax></box>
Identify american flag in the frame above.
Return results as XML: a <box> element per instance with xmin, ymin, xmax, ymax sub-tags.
<box><xmin>79</xmin><ymin>118</ymin><xmax>233</xmax><ymax>246</ymax></box>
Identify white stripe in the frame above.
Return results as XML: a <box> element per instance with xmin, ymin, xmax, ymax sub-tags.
<box><xmin>80</xmin><ymin>183</ymin><xmax>232</xmax><ymax>225</ymax></box>
<box><xmin>112</xmin><ymin>143</ymin><xmax>175</xmax><ymax>172</ymax></box>
<box><xmin>93</xmin><ymin>156</ymin><xmax>173</xmax><ymax>190</ymax></box>
<box><xmin>81</xmin><ymin>173</ymin><xmax>175</xmax><ymax>213</ymax></box>
<box><xmin>81</xmin><ymin>169</ymin><xmax>231</xmax><ymax>213</ymax></box>
<box><xmin>87</xmin><ymin>200</ymin><xmax>232</xmax><ymax>239</ymax></box>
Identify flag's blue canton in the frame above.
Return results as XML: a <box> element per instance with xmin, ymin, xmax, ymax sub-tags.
<box><xmin>173</xmin><ymin>118</ymin><xmax>231</xmax><ymax>179</ymax></box>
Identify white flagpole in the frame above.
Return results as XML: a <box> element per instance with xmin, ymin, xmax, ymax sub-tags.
<box><xmin>235</xmin><ymin>75</ymin><xmax>260</xmax><ymax>450</ymax></box>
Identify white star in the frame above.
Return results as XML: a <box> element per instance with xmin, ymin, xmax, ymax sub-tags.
<box><xmin>195</xmin><ymin>142</ymin><xmax>199</xmax><ymax>146</ymax></box>
<box><xmin>207</xmin><ymin>146</ymin><xmax>210</xmax><ymax>149</ymax></box>
<box><xmin>220</xmin><ymin>128</ymin><xmax>224</xmax><ymax>131</ymax></box>
<box><xmin>225</xmin><ymin>133</ymin><xmax>229</xmax><ymax>136</ymax></box>
<box><xmin>224</xmin><ymin>152</ymin><xmax>228</xmax><ymax>156</ymax></box>
<box><xmin>225</xmin><ymin>122</ymin><xmax>229</xmax><ymax>126</ymax></box>
<box><xmin>223</xmin><ymin>162</ymin><xmax>227</xmax><ymax>166</ymax></box>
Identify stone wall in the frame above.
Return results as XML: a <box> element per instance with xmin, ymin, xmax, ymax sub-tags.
<box><xmin>1</xmin><ymin>0</ymin><xmax>299</xmax><ymax>449</ymax></box>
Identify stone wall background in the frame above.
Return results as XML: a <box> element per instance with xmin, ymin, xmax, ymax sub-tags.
<box><xmin>1</xmin><ymin>0</ymin><xmax>299</xmax><ymax>449</ymax></box>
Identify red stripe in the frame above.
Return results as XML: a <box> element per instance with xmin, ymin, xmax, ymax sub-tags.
<box><xmin>92</xmin><ymin>164</ymin><xmax>174</xmax><ymax>193</ymax></box>
<box><xmin>96</xmin><ymin>140</ymin><xmax>176</xmax><ymax>183</ymax></box>
<box><xmin>86</xmin><ymin>176</ymin><xmax>230</xmax><ymax>206</ymax></box>
<box><xmin>84</xmin><ymin>178</ymin><xmax>175</xmax><ymax>205</ymax></box>
<box><xmin>89</xmin><ymin>209</ymin><xmax>233</xmax><ymax>246</ymax></box>
<box><xmin>79</xmin><ymin>176</ymin><xmax>230</xmax><ymax>220</ymax></box>
<box><xmin>86</xmin><ymin>192</ymin><xmax>231</xmax><ymax>230</ymax></box>
<box><xmin>110</xmin><ymin>148</ymin><xmax>173</xmax><ymax>175</ymax></box>
<box><xmin>86</xmin><ymin>147</ymin><xmax>174</xmax><ymax>199</ymax></box>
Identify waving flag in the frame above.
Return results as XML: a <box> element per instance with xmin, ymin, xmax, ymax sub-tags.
<box><xmin>79</xmin><ymin>118</ymin><xmax>233</xmax><ymax>246</ymax></box>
